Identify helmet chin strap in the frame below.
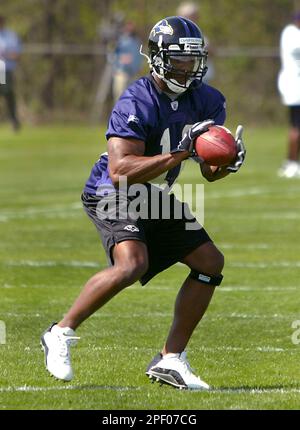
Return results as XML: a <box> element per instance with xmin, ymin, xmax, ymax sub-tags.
<box><xmin>165</xmin><ymin>77</ymin><xmax>192</xmax><ymax>94</ymax></box>
<box><xmin>153</xmin><ymin>69</ymin><xmax>191</xmax><ymax>94</ymax></box>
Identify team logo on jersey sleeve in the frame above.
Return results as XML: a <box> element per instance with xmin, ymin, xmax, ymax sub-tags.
<box><xmin>151</xmin><ymin>19</ymin><xmax>173</xmax><ymax>37</ymax></box>
<box><xmin>127</xmin><ymin>114</ymin><xmax>140</xmax><ymax>124</ymax></box>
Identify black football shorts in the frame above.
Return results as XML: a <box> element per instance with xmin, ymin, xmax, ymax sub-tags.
<box><xmin>81</xmin><ymin>187</ymin><xmax>211</xmax><ymax>285</ymax></box>
<box><xmin>289</xmin><ymin>106</ymin><xmax>300</xmax><ymax>128</ymax></box>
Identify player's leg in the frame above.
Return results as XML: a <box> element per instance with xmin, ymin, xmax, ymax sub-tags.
<box><xmin>3</xmin><ymin>71</ymin><xmax>20</xmax><ymax>130</ymax></box>
<box><xmin>278</xmin><ymin>106</ymin><xmax>300</xmax><ymax>177</ymax></box>
<box><xmin>162</xmin><ymin>241</ymin><xmax>224</xmax><ymax>355</ymax></box>
<box><xmin>147</xmin><ymin>241</ymin><xmax>224</xmax><ymax>390</ymax></box>
<box><xmin>287</xmin><ymin>126</ymin><xmax>300</xmax><ymax>161</ymax></box>
<box><xmin>41</xmin><ymin>239</ymin><xmax>148</xmax><ymax>381</ymax></box>
<box><xmin>58</xmin><ymin>240</ymin><xmax>148</xmax><ymax>330</ymax></box>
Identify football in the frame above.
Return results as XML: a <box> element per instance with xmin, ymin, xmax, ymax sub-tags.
<box><xmin>195</xmin><ymin>125</ymin><xmax>237</xmax><ymax>166</ymax></box>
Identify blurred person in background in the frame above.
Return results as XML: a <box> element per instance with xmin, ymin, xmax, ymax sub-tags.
<box><xmin>0</xmin><ymin>15</ymin><xmax>21</xmax><ymax>131</ymax></box>
<box><xmin>277</xmin><ymin>11</ymin><xmax>300</xmax><ymax>178</ymax></box>
<box><xmin>112</xmin><ymin>21</ymin><xmax>143</xmax><ymax>103</ymax></box>
<box><xmin>177</xmin><ymin>1</ymin><xmax>215</xmax><ymax>83</ymax></box>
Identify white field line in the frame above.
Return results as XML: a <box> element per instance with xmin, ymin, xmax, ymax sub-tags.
<box><xmin>205</xmin><ymin>187</ymin><xmax>269</xmax><ymax>199</ymax></box>
<box><xmin>1</xmin><ymin>283</ymin><xmax>297</xmax><ymax>292</ymax></box>
<box><xmin>90</xmin><ymin>311</ymin><xmax>297</xmax><ymax>322</ymax></box>
<box><xmin>210</xmin><ymin>212</ymin><xmax>300</xmax><ymax>220</ymax></box>
<box><xmin>0</xmin><ymin>203</ymin><xmax>82</xmax><ymax>222</ymax></box>
<box><xmin>209</xmin><ymin>387</ymin><xmax>300</xmax><ymax>395</ymax></box>
<box><xmin>0</xmin><ymin>187</ymin><xmax>269</xmax><ymax>223</ymax></box>
<box><xmin>0</xmin><ymin>385</ymin><xmax>300</xmax><ymax>395</ymax></box>
<box><xmin>89</xmin><ymin>344</ymin><xmax>292</xmax><ymax>354</ymax></box>
<box><xmin>219</xmin><ymin>243</ymin><xmax>272</xmax><ymax>250</ymax></box>
<box><xmin>0</xmin><ymin>212</ymin><xmax>81</xmax><ymax>222</ymax></box>
<box><xmin>141</xmin><ymin>285</ymin><xmax>297</xmax><ymax>292</ymax></box>
<box><xmin>1</xmin><ymin>203</ymin><xmax>82</xmax><ymax>216</ymax></box>
<box><xmin>219</xmin><ymin>286</ymin><xmax>297</xmax><ymax>292</ymax></box>
<box><xmin>260</xmin><ymin>212</ymin><xmax>300</xmax><ymax>220</ymax></box>
<box><xmin>1</xmin><ymin>311</ymin><xmax>297</xmax><ymax>322</ymax></box>
<box><xmin>0</xmin><ymin>384</ymin><xmax>140</xmax><ymax>393</ymax></box>
<box><xmin>3</xmin><ymin>259</ymin><xmax>300</xmax><ymax>269</ymax></box>
<box><xmin>3</xmin><ymin>344</ymin><xmax>294</xmax><ymax>354</ymax></box>
<box><xmin>230</xmin><ymin>261</ymin><xmax>300</xmax><ymax>268</ymax></box>
<box><xmin>1</xmin><ymin>209</ymin><xmax>299</xmax><ymax>222</ymax></box>
<box><xmin>0</xmin><ymin>190</ymin><xmax>299</xmax><ymax>220</ymax></box>
<box><xmin>176</xmin><ymin>261</ymin><xmax>300</xmax><ymax>269</ymax></box>
<box><xmin>1</xmin><ymin>283</ymin><xmax>66</xmax><ymax>289</ymax></box>
<box><xmin>5</xmin><ymin>260</ymin><xmax>100</xmax><ymax>268</ymax></box>
<box><xmin>206</xmin><ymin>186</ymin><xmax>300</xmax><ymax>200</ymax></box>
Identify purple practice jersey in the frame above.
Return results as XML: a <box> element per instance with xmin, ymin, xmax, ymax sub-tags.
<box><xmin>84</xmin><ymin>74</ymin><xmax>226</xmax><ymax>195</ymax></box>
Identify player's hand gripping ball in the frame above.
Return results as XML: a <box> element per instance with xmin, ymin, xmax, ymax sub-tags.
<box><xmin>226</xmin><ymin>125</ymin><xmax>246</xmax><ymax>173</ymax></box>
<box><xmin>195</xmin><ymin>125</ymin><xmax>238</xmax><ymax>167</ymax></box>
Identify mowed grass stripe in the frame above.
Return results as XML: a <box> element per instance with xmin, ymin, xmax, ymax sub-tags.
<box><xmin>1</xmin><ymin>125</ymin><xmax>300</xmax><ymax>409</ymax></box>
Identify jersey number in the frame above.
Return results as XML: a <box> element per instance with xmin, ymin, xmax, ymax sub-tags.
<box><xmin>158</xmin><ymin>126</ymin><xmax>191</xmax><ymax>184</ymax></box>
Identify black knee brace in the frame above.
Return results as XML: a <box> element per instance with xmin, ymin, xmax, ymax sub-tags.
<box><xmin>189</xmin><ymin>269</ymin><xmax>223</xmax><ymax>286</ymax></box>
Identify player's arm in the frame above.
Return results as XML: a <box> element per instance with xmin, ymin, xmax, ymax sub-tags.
<box><xmin>108</xmin><ymin>120</ymin><xmax>214</xmax><ymax>185</ymax></box>
<box><xmin>108</xmin><ymin>137</ymin><xmax>189</xmax><ymax>186</ymax></box>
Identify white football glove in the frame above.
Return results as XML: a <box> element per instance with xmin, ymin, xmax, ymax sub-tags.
<box><xmin>226</xmin><ymin>125</ymin><xmax>246</xmax><ymax>173</ymax></box>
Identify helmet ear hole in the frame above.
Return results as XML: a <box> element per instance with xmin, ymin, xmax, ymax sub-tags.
<box><xmin>153</xmin><ymin>56</ymin><xmax>165</xmax><ymax>78</ymax></box>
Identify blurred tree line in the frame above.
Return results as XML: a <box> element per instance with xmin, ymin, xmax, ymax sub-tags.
<box><xmin>0</xmin><ymin>0</ymin><xmax>300</xmax><ymax>125</ymax></box>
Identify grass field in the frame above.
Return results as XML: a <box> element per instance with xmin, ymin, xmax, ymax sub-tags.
<box><xmin>1</xmin><ymin>123</ymin><xmax>300</xmax><ymax>410</ymax></box>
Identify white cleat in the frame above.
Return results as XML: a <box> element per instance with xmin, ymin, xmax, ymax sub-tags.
<box><xmin>278</xmin><ymin>161</ymin><xmax>300</xmax><ymax>178</ymax></box>
<box><xmin>40</xmin><ymin>323</ymin><xmax>80</xmax><ymax>381</ymax></box>
<box><xmin>146</xmin><ymin>351</ymin><xmax>210</xmax><ymax>391</ymax></box>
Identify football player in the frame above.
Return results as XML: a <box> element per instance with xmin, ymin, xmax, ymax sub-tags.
<box><xmin>41</xmin><ymin>16</ymin><xmax>246</xmax><ymax>390</ymax></box>
<box><xmin>277</xmin><ymin>11</ymin><xmax>300</xmax><ymax>178</ymax></box>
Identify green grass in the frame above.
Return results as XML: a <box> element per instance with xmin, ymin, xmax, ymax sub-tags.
<box><xmin>1</xmin><ymin>123</ymin><xmax>300</xmax><ymax>410</ymax></box>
